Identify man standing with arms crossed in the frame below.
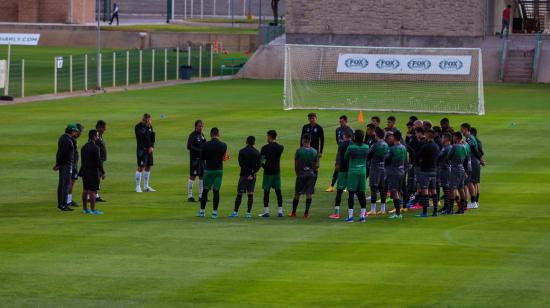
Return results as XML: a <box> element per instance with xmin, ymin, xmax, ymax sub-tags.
<box><xmin>54</xmin><ymin>124</ymin><xmax>80</xmax><ymax>211</ymax></box>
<box><xmin>326</xmin><ymin>115</ymin><xmax>353</xmax><ymax>192</ymax></box>
<box><xmin>187</xmin><ymin>120</ymin><xmax>206</xmax><ymax>202</ymax></box>
<box><xmin>198</xmin><ymin>128</ymin><xmax>228</xmax><ymax>219</ymax></box>
<box><xmin>135</xmin><ymin>113</ymin><xmax>156</xmax><ymax>193</ymax></box>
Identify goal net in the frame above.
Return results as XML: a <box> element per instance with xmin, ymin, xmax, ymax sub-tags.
<box><xmin>284</xmin><ymin>44</ymin><xmax>485</xmax><ymax>115</ymax></box>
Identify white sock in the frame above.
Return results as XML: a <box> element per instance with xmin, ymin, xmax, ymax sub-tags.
<box><xmin>371</xmin><ymin>203</ymin><xmax>377</xmax><ymax>212</ymax></box>
<box><xmin>135</xmin><ymin>171</ymin><xmax>142</xmax><ymax>188</ymax></box>
<box><xmin>381</xmin><ymin>203</ymin><xmax>386</xmax><ymax>212</ymax></box>
<box><xmin>348</xmin><ymin>209</ymin><xmax>353</xmax><ymax>219</ymax></box>
<box><xmin>96</xmin><ymin>192</ymin><xmax>100</xmax><ymax>198</ymax></box>
<box><xmin>199</xmin><ymin>179</ymin><xmax>204</xmax><ymax>196</ymax></box>
<box><xmin>143</xmin><ymin>171</ymin><xmax>150</xmax><ymax>188</ymax></box>
<box><xmin>360</xmin><ymin>208</ymin><xmax>366</xmax><ymax>217</ymax></box>
<box><xmin>278</xmin><ymin>206</ymin><xmax>283</xmax><ymax>214</ymax></box>
<box><xmin>67</xmin><ymin>194</ymin><xmax>72</xmax><ymax>203</ymax></box>
<box><xmin>213</xmin><ymin>210</ymin><xmax>217</xmax><ymax>215</ymax></box>
<box><xmin>188</xmin><ymin>179</ymin><xmax>194</xmax><ymax>198</ymax></box>
<box><xmin>335</xmin><ymin>206</ymin><xmax>340</xmax><ymax>213</ymax></box>
<box><xmin>264</xmin><ymin>207</ymin><xmax>269</xmax><ymax>214</ymax></box>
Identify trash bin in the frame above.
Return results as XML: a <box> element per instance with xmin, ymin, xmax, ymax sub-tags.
<box><xmin>179</xmin><ymin>65</ymin><xmax>192</xmax><ymax>80</ymax></box>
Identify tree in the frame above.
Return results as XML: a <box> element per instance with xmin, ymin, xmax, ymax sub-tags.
<box><xmin>271</xmin><ymin>0</ymin><xmax>280</xmax><ymax>26</ymax></box>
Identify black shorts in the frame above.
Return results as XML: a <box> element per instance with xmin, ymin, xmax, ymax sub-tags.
<box><xmin>470</xmin><ymin>159</ymin><xmax>481</xmax><ymax>184</ymax></box>
<box><xmin>237</xmin><ymin>175</ymin><xmax>256</xmax><ymax>194</ymax></box>
<box><xmin>295</xmin><ymin>173</ymin><xmax>316</xmax><ymax>195</ymax></box>
<box><xmin>82</xmin><ymin>172</ymin><xmax>100</xmax><ymax>191</ymax></box>
<box><xmin>418</xmin><ymin>171</ymin><xmax>437</xmax><ymax>190</ymax></box>
<box><xmin>137</xmin><ymin>149</ymin><xmax>154</xmax><ymax>167</ymax></box>
<box><xmin>386</xmin><ymin>171</ymin><xmax>404</xmax><ymax>193</ymax></box>
<box><xmin>190</xmin><ymin>158</ymin><xmax>204</xmax><ymax>177</ymax></box>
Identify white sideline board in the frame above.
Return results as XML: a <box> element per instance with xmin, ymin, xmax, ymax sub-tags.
<box><xmin>336</xmin><ymin>53</ymin><xmax>472</xmax><ymax>75</ymax></box>
<box><xmin>0</xmin><ymin>33</ymin><xmax>40</xmax><ymax>46</ymax></box>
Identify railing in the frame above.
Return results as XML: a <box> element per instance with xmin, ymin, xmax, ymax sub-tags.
<box><xmin>532</xmin><ymin>33</ymin><xmax>543</xmax><ymax>81</ymax></box>
<box><xmin>259</xmin><ymin>25</ymin><xmax>285</xmax><ymax>45</ymax></box>
<box><xmin>498</xmin><ymin>36</ymin><xmax>509</xmax><ymax>81</ymax></box>
<box><xmin>517</xmin><ymin>0</ymin><xmax>548</xmax><ymax>32</ymax></box>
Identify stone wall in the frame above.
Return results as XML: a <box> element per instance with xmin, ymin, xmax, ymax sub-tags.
<box><xmin>0</xmin><ymin>0</ymin><xmax>95</xmax><ymax>24</ymax></box>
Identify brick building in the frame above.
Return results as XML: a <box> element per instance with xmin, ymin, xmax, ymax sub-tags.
<box><xmin>0</xmin><ymin>0</ymin><xmax>95</xmax><ymax>24</ymax></box>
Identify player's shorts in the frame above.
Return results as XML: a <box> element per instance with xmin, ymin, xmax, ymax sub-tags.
<box><xmin>137</xmin><ymin>148</ymin><xmax>154</xmax><ymax>167</ymax></box>
<box><xmin>369</xmin><ymin>165</ymin><xmax>385</xmax><ymax>188</ymax></box>
<box><xmin>438</xmin><ymin>166</ymin><xmax>451</xmax><ymax>188</ymax></box>
<box><xmin>336</xmin><ymin>171</ymin><xmax>348</xmax><ymax>190</ymax></box>
<box><xmin>295</xmin><ymin>172</ymin><xmax>316</xmax><ymax>195</ymax></box>
<box><xmin>449</xmin><ymin>167</ymin><xmax>465</xmax><ymax>189</ymax></box>
<box><xmin>386</xmin><ymin>171</ymin><xmax>405</xmax><ymax>193</ymax></box>
<box><xmin>237</xmin><ymin>175</ymin><xmax>256</xmax><ymax>194</ymax></box>
<box><xmin>417</xmin><ymin>171</ymin><xmax>437</xmax><ymax>190</ymax></box>
<box><xmin>203</xmin><ymin>169</ymin><xmax>223</xmax><ymax>191</ymax></box>
<box><xmin>470</xmin><ymin>159</ymin><xmax>481</xmax><ymax>184</ymax></box>
<box><xmin>262</xmin><ymin>173</ymin><xmax>281</xmax><ymax>190</ymax></box>
<box><xmin>348</xmin><ymin>172</ymin><xmax>367</xmax><ymax>192</ymax></box>
<box><xmin>71</xmin><ymin>166</ymin><xmax>79</xmax><ymax>181</ymax></box>
<box><xmin>81</xmin><ymin>171</ymin><xmax>100</xmax><ymax>191</ymax></box>
<box><xmin>189</xmin><ymin>158</ymin><xmax>204</xmax><ymax>177</ymax></box>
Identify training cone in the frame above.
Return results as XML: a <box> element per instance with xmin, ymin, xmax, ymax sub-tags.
<box><xmin>358</xmin><ymin>111</ymin><xmax>364</xmax><ymax>123</ymax></box>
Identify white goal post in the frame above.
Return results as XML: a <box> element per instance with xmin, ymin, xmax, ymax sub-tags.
<box><xmin>284</xmin><ymin>44</ymin><xmax>485</xmax><ymax>115</ymax></box>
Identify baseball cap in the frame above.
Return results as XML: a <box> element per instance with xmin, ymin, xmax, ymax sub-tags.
<box><xmin>67</xmin><ymin>123</ymin><xmax>80</xmax><ymax>132</ymax></box>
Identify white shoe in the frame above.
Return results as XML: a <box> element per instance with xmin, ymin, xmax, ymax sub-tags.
<box><xmin>473</xmin><ymin>202</ymin><xmax>479</xmax><ymax>209</ymax></box>
<box><xmin>136</xmin><ymin>186</ymin><xmax>142</xmax><ymax>193</ymax></box>
<box><xmin>144</xmin><ymin>186</ymin><xmax>156</xmax><ymax>192</ymax></box>
<box><xmin>467</xmin><ymin>202</ymin><xmax>476</xmax><ymax>209</ymax></box>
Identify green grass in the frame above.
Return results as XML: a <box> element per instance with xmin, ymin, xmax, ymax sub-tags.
<box><xmin>1</xmin><ymin>80</ymin><xmax>550</xmax><ymax>307</ymax></box>
<box><xmin>102</xmin><ymin>24</ymin><xmax>258</xmax><ymax>35</ymax></box>
<box><xmin>187</xmin><ymin>17</ymin><xmax>269</xmax><ymax>24</ymax></box>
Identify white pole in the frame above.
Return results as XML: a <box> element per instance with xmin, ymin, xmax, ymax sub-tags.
<box><xmin>164</xmin><ymin>48</ymin><xmax>168</xmax><ymax>81</ymax></box>
<box><xmin>112</xmin><ymin>52</ymin><xmax>116</xmax><ymax>88</ymax></box>
<box><xmin>126</xmin><ymin>50</ymin><xmax>129</xmax><ymax>87</ymax></box>
<box><xmin>98</xmin><ymin>53</ymin><xmax>102</xmax><ymax>89</ymax></box>
<box><xmin>4</xmin><ymin>44</ymin><xmax>11</xmax><ymax>96</ymax></box>
<box><xmin>191</xmin><ymin>0</ymin><xmax>194</xmax><ymax>19</ymax></box>
<box><xmin>84</xmin><ymin>54</ymin><xmax>88</xmax><ymax>91</ymax></box>
<box><xmin>201</xmin><ymin>0</ymin><xmax>204</xmax><ymax>19</ymax></box>
<box><xmin>214</xmin><ymin>0</ymin><xmax>217</xmax><ymax>16</ymax></box>
<box><xmin>69</xmin><ymin>55</ymin><xmax>73</xmax><ymax>92</ymax></box>
<box><xmin>171</xmin><ymin>0</ymin><xmax>175</xmax><ymax>20</ymax></box>
<box><xmin>227</xmin><ymin>0</ymin><xmax>230</xmax><ymax>17</ymax></box>
<box><xmin>176</xmin><ymin>47</ymin><xmax>180</xmax><ymax>79</ymax></box>
<box><xmin>54</xmin><ymin>57</ymin><xmax>57</xmax><ymax>95</ymax></box>
<box><xmin>139</xmin><ymin>50</ymin><xmax>143</xmax><ymax>84</ymax></box>
<box><xmin>243</xmin><ymin>0</ymin><xmax>246</xmax><ymax>17</ymax></box>
<box><xmin>21</xmin><ymin>59</ymin><xmax>24</xmax><ymax>98</ymax></box>
<box><xmin>184</xmin><ymin>0</ymin><xmax>187</xmax><ymax>19</ymax></box>
<box><xmin>199</xmin><ymin>45</ymin><xmax>202</xmax><ymax>78</ymax></box>
<box><xmin>188</xmin><ymin>46</ymin><xmax>191</xmax><ymax>65</ymax></box>
<box><xmin>152</xmin><ymin>49</ymin><xmax>155</xmax><ymax>82</ymax></box>
<box><xmin>210</xmin><ymin>44</ymin><xmax>213</xmax><ymax>77</ymax></box>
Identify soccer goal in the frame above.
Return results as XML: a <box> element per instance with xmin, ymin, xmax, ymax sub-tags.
<box><xmin>284</xmin><ymin>44</ymin><xmax>485</xmax><ymax>115</ymax></box>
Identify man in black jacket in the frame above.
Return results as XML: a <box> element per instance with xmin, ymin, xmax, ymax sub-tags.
<box><xmin>66</xmin><ymin>123</ymin><xmax>84</xmax><ymax>208</ymax></box>
<box><xmin>230</xmin><ymin>136</ymin><xmax>261</xmax><ymax>218</ymax></box>
<box><xmin>95</xmin><ymin>120</ymin><xmax>107</xmax><ymax>202</ymax></box>
<box><xmin>135</xmin><ymin>113</ymin><xmax>156</xmax><ymax>193</ymax></box>
<box><xmin>80</xmin><ymin>130</ymin><xmax>105</xmax><ymax>215</ymax></box>
<box><xmin>53</xmin><ymin>124</ymin><xmax>80</xmax><ymax>211</ymax></box>
<box><xmin>187</xmin><ymin>120</ymin><xmax>206</xmax><ymax>202</ymax></box>
<box><xmin>415</xmin><ymin>128</ymin><xmax>440</xmax><ymax>217</ymax></box>
<box><xmin>198</xmin><ymin>128</ymin><xmax>228</xmax><ymax>219</ymax></box>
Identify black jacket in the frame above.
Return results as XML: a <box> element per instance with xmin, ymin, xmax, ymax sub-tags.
<box><xmin>56</xmin><ymin>133</ymin><xmax>74</xmax><ymax>167</ymax></box>
<box><xmin>238</xmin><ymin>145</ymin><xmax>261</xmax><ymax>177</ymax></box>
<box><xmin>79</xmin><ymin>141</ymin><xmax>104</xmax><ymax>176</ymax></box>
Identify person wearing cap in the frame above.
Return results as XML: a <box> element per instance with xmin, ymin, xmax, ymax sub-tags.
<box><xmin>66</xmin><ymin>123</ymin><xmax>84</xmax><ymax>208</ymax></box>
<box><xmin>53</xmin><ymin>124</ymin><xmax>80</xmax><ymax>211</ymax></box>
<box><xmin>135</xmin><ymin>113</ymin><xmax>156</xmax><ymax>192</ymax></box>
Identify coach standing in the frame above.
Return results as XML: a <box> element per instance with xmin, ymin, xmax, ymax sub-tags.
<box><xmin>135</xmin><ymin>113</ymin><xmax>156</xmax><ymax>193</ymax></box>
<box><xmin>301</xmin><ymin>113</ymin><xmax>324</xmax><ymax>183</ymax></box>
<box><xmin>53</xmin><ymin>124</ymin><xmax>80</xmax><ymax>211</ymax></box>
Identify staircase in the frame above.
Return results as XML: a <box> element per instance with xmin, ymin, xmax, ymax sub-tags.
<box><xmin>517</xmin><ymin>0</ymin><xmax>548</xmax><ymax>33</ymax></box>
<box><xmin>503</xmin><ymin>49</ymin><xmax>535</xmax><ymax>82</ymax></box>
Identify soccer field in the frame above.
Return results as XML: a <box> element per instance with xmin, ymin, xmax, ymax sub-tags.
<box><xmin>1</xmin><ymin>79</ymin><xmax>549</xmax><ymax>307</ymax></box>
